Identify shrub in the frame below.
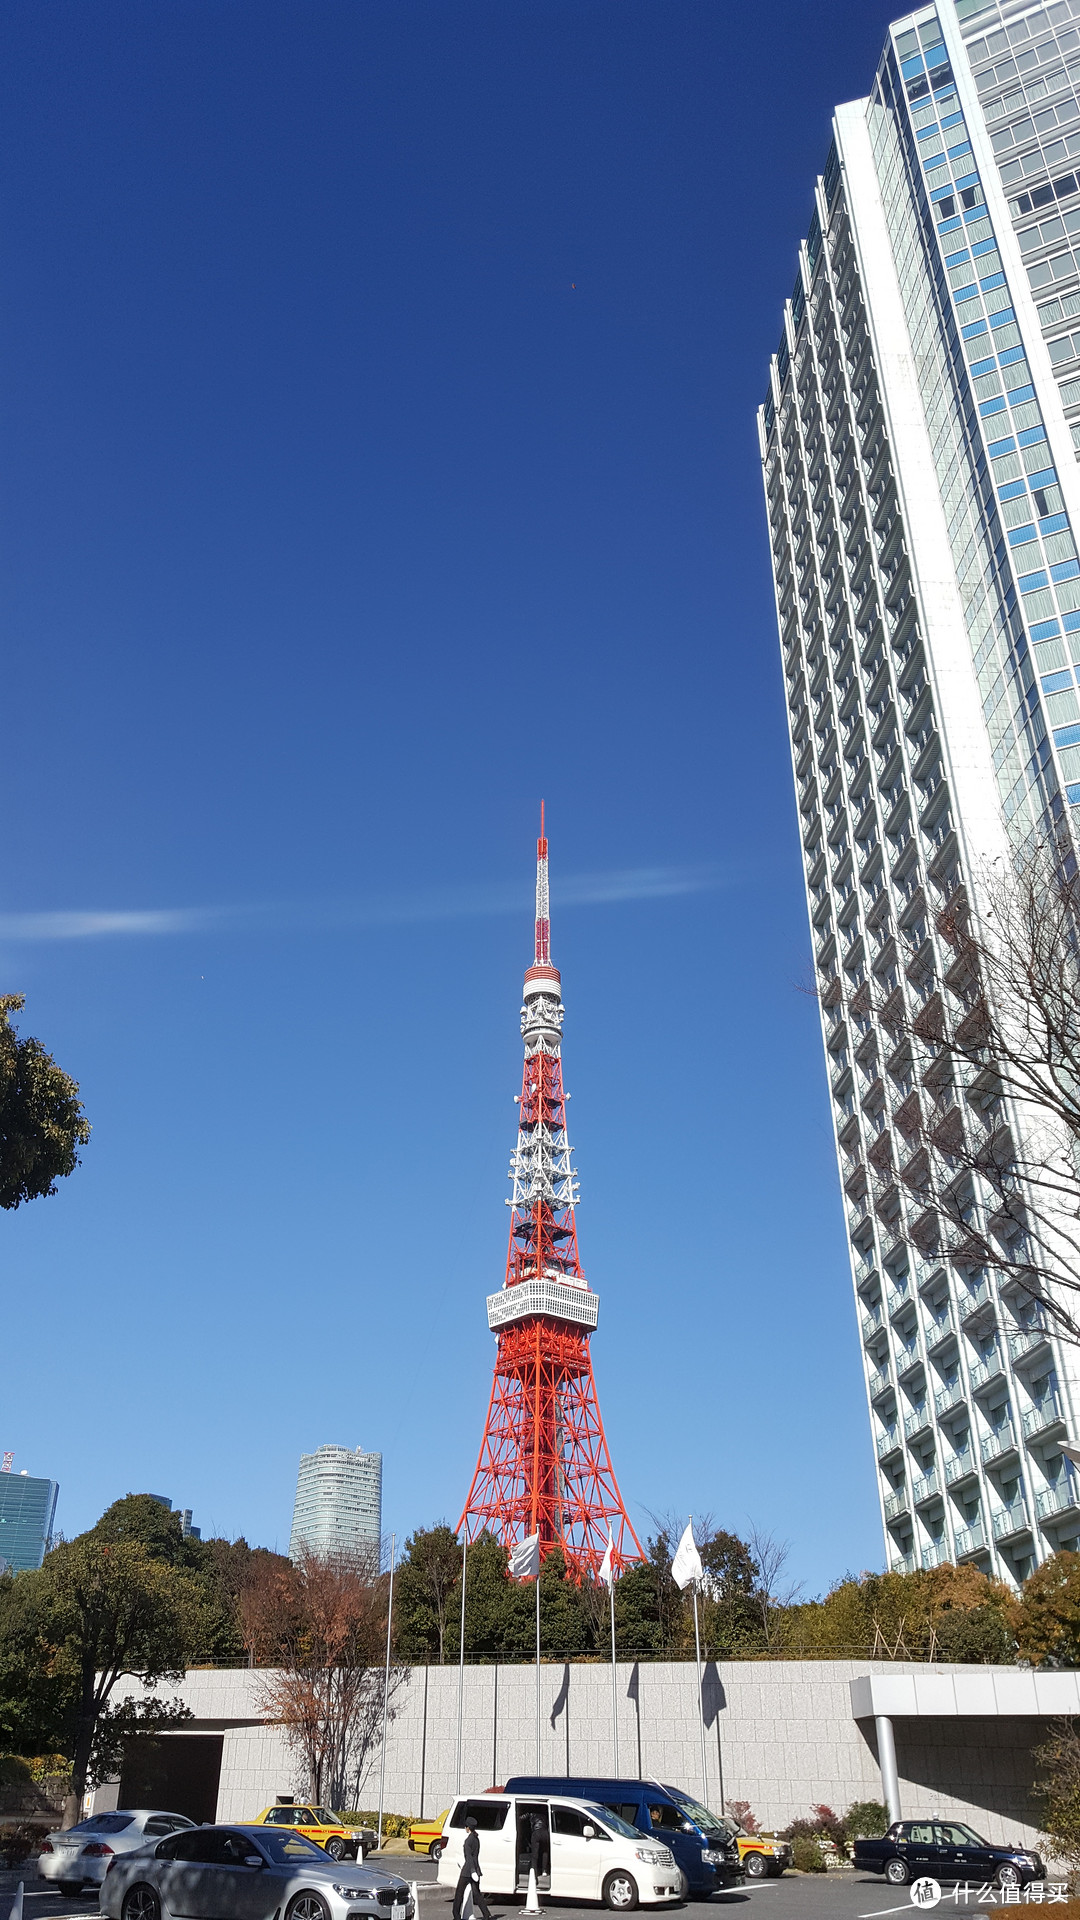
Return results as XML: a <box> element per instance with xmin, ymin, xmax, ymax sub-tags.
<box><xmin>811</xmin><ymin>1804</ymin><xmax>848</xmax><ymax>1855</ymax></box>
<box><xmin>344</xmin><ymin>1812</ymin><xmax>415</xmax><ymax>1840</ymax></box>
<box><xmin>0</xmin><ymin>1823</ymin><xmax>41</xmax><ymax>1869</ymax></box>
<box><xmin>791</xmin><ymin>1836</ymin><xmax>827</xmax><ymax>1873</ymax></box>
<box><xmin>846</xmin><ymin>1801</ymin><xmax>889</xmax><ymax>1839</ymax></box>
<box><xmin>726</xmin><ymin>1800</ymin><xmax>758</xmax><ymax>1835</ymax></box>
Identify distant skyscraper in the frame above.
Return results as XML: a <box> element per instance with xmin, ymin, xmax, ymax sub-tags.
<box><xmin>760</xmin><ymin>0</ymin><xmax>1080</xmax><ymax>1585</ymax></box>
<box><xmin>0</xmin><ymin>1468</ymin><xmax>58</xmax><ymax>1573</ymax></box>
<box><xmin>146</xmin><ymin>1494</ymin><xmax>202</xmax><ymax>1540</ymax></box>
<box><xmin>289</xmin><ymin>1444</ymin><xmax>382</xmax><ymax>1561</ymax></box>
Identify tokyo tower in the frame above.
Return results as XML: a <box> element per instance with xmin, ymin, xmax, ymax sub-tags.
<box><xmin>459</xmin><ymin>812</ymin><xmax>644</xmax><ymax>1578</ymax></box>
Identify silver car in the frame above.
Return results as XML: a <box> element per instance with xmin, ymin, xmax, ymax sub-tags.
<box><xmin>39</xmin><ymin>1812</ymin><xmax>197</xmax><ymax>1891</ymax></box>
<box><xmin>100</xmin><ymin>1824</ymin><xmax>416</xmax><ymax>1920</ymax></box>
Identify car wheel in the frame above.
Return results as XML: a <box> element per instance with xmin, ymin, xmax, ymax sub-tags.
<box><xmin>324</xmin><ymin>1838</ymin><xmax>347</xmax><ymax>1861</ymax></box>
<box><xmin>603</xmin><ymin>1870</ymin><xmax>639</xmax><ymax>1911</ymax></box>
<box><xmin>996</xmin><ymin>1865</ymin><xmax>1022</xmax><ymax>1890</ymax></box>
<box><xmin>884</xmin><ymin>1858</ymin><xmax>910</xmax><ymax>1887</ymax></box>
<box><xmin>58</xmin><ymin>1886</ymin><xmax>84</xmax><ymax>1898</ymax></box>
<box><xmin>743</xmin><ymin>1853</ymin><xmax>768</xmax><ymax>1879</ymax></box>
<box><xmin>286</xmin><ymin>1895</ymin><xmax>332</xmax><ymax>1920</ymax></box>
<box><xmin>122</xmin><ymin>1885</ymin><xmax>162</xmax><ymax>1920</ymax></box>
<box><xmin>429</xmin><ymin>1841</ymin><xmax>444</xmax><ymax>1863</ymax></box>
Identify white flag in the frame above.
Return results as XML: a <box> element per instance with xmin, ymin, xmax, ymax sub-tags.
<box><xmin>599</xmin><ymin>1528</ymin><xmax>615</xmax><ymax>1590</ymax></box>
<box><xmin>508</xmin><ymin>1531</ymin><xmax>541</xmax><ymax>1579</ymax></box>
<box><xmin>671</xmin><ymin>1521</ymin><xmax>703</xmax><ymax>1592</ymax></box>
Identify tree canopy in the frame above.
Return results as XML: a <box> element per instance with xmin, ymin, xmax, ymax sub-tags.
<box><xmin>0</xmin><ymin>994</ymin><xmax>90</xmax><ymax>1210</ymax></box>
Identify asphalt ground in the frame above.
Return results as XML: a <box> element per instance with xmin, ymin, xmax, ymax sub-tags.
<box><xmin>1</xmin><ymin>1851</ymin><xmax>1060</xmax><ymax>1920</ymax></box>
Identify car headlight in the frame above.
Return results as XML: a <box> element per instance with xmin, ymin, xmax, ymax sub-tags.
<box><xmin>1014</xmin><ymin>1855</ymin><xmax>1038</xmax><ymax>1868</ymax></box>
<box><xmin>333</xmin><ymin>1886</ymin><xmax>375</xmax><ymax>1900</ymax></box>
<box><xmin>635</xmin><ymin>1848</ymin><xmax>665</xmax><ymax>1866</ymax></box>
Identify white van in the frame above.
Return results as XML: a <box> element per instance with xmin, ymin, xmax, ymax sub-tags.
<box><xmin>436</xmin><ymin>1792</ymin><xmax>682</xmax><ymax>1911</ymax></box>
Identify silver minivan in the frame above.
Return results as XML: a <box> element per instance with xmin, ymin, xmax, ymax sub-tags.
<box><xmin>436</xmin><ymin>1793</ymin><xmax>683</xmax><ymax>1911</ymax></box>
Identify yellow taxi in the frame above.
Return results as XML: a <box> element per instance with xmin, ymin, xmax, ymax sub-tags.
<box><xmin>732</xmin><ymin>1831</ymin><xmax>792</xmax><ymax>1878</ymax></box>
<box><xmin>407</xmin><ymin>1812</ymin><xmax>450</xmax><ymax>1862</ymax></box>
<box><xmin>253</xmin><ymin>1803</ymin><xmax>376</xmax><ymax>1860</ymax></box>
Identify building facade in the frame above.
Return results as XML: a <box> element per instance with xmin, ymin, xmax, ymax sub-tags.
<box><xmin>288</xmin><ymin>1443</ymin><xmax>382</xmax><ymax>1561</ymax></box>
<box><xmin>0</xmin><ymin>1469</ymin><xmax>59</xmax><ymax>1573</ymax></box>
<box><xmin>759</xmin><ymin>0</ymin><xmax>1080</xmax><ymax>1583</ymax></box>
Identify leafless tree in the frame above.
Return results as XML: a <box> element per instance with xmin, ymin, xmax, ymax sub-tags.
<box><xmin>240</xmin><ymin>1547</ymin><xmax>406</xmax><ymax>1809</ymax></box>
<box><xmin>827</xmin><ymin>836</ymin><xmax>1080</xmax><ymax>1345</ymax></box>
<box><xmin>744</xmin><ymin>1525</ymin><xmax>801</xmax><ymax>1650</ymax></box>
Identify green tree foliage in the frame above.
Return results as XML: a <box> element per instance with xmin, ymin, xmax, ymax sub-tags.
<box><xmin>394</xmin><ymin>1526</ymin><xmax>463</xmax><ymax>1664</ymax></box>
<box><xmin>846</xmin><ymin>1801</ymin><xmax>889</xmax><ymax>1839</ymax></box>
<box><xmin>774</xmin><ymin>1563</ymin><xmax>1018</xmax><ymax>1661</ymax></box>
<box><xmin>0</xmin><ymin>1494</ymin><xmax>295</xmax><ymax>1819</ymax></box>
<box><xmin>1017</xmin><ymin>1552</ymin><xmax>1080</xmax><ymax>1669</ymax></box>
<box><xmin>0</xmin><ymin>995</ymin><xmax>90</xmax><ymax>1209</ymax></box>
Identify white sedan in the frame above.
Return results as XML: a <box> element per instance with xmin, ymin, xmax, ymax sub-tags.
<box><xmin>39</xmin><ymin>1811</ymin><xmax>196</xmax><ymax>1891</ymax></box>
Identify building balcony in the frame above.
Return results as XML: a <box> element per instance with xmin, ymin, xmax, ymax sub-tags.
<box><xmin>862</xmin><ymin>1309</ymin><xmax>884</xmax><ymax>1341</ymax></box>
<box><xmin>912</xmin><ymin>1468</ymin><xmax>941</xmax><ymax>1505</ymax></box>
<box><xmin>1008</xmin><ymin>1327</ymin><xmax>1052</xmax><ymax>1366</ymax></box>
<box><xmin>1036</xmin><ymin>1482</ymin><xmax>1080</xmax><ymax>1522</ymax></box>
<box><xmin>890</xmin><ymin>1551</ymin><xmax>916</xmax><ymax>1574</ymax></box>
<box><xmin>991</xmin><ymin>1502</ymin><xmax>1031</xmax><ymax>1543</ymax></box>
<box><xmin>924</xmin><ymin>1309</ymin><xmax>956</xmax><ymax>1354</ymax></box>
<box><xmin>877</xmin><ymin>1428</ymin><xmax>901</xmax><ymax>1460</ymax></box>
<box><xmin>887</xmin><ymin>1283</ymin><xmax>912</xmax><ymax>1320</ymax></box>
<box><xmin>960</xmin><ymin>1277</ymin><xmax>992</xmax><ymax>1322</ymax></box>
<box><xmin>969</xmin><ymin>1350</ymin><xmax>1005</xmax><ymax>1392</ymax></box>
<box><xmin>905</xmin><ymin>1406</ymin><xmax>933</xmax><ymax>1440</ymax></box>
<box><xmin>895</xmin><ymin>1348</ymin><xmax>924</xmax><ymax>1385</ymax></box>
<box><xmin>945</xmin><ymin>1450</ymin><xmax>976</xmax><ymax>1486</ymax></box>
<box><xmin>954</xmin><ymin>1521</ymin><xmax>987</xmax><ymax>1559</ymax></box>
<box><xmin>980</xmin><ymin>1426</ymin><xmax>1019</xmax><ymax>1467</ymax></box>
<box><xmin>884</xmin><ymin>1489</ymin><xmax>910</xmax><ymax>1522</ymax></box>
<box><xmin>1023</xmin><ymin>1398</ymin><xmax>1065</xmax><ymax>1440</ymax></box>
<box><xmin>934</xmin><ymin>1383</ymin><xmax>965</xmax><ymax>1418</ymax></box>
<box><xmin>868</xmin><ymin>1365</ymin><xmax>893</xmax><ymax>1401</ymax></box>
<box><xmin>921</xmin><ymin>1541</ymin><xmax>950</xmax><ymax>1569</ymax></box>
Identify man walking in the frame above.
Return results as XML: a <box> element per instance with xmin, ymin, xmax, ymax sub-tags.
<box><xmin>453</xmin><ymin>1816</ymin><xmax>493</xmax><ymax>1920</ymax></box>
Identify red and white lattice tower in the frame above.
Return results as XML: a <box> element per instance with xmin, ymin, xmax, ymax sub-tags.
<box><xmin>459</xmin><ymin>812</ymin><xmax>644</xmax><ymax>1578</ymax></box>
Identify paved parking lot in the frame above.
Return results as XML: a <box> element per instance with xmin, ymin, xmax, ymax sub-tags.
<box><xmin>0</xmin><ymin>1855</ymin><xmax>1034</xmax><ymax>1920</ymax></box>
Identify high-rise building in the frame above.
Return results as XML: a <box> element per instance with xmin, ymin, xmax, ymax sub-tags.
<box><xmin>759</xmin><ymin>0</ymin><xmax>1080</xmax><ymax>1584</ymax></box>
<box><xmin>0</xmin><ymin>1467</ymin><xmax>59</xmax><ymax>1573</ymax></box>
<box><xmin>289</xmin><ymin>1444</ymin><xmax>382</xmax><ymax>1561</ymax></box>
<box><xmin>145</xmin><ymin>1494</ymin><xmax>202</xmax><ymax>1540</ymax></box>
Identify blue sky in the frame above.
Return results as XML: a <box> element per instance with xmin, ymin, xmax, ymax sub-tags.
<box><xmin>2</xmin><ymin>0</ymin><xmax>902</xmax><ymax>1598</ymax></box>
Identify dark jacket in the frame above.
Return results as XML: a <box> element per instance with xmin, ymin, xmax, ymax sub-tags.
<box><xmin>463</xmin><ymin>1830</ymin><xmax>482</xmax><ymax>1878</ymax></box>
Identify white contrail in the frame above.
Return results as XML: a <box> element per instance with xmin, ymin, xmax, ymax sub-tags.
<box><xmin>0</xmin><ymin>864</ymin><xmax>728</xmax><ymax>943</ymax></box>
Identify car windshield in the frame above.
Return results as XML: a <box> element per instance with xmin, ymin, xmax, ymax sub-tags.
<box><xmin>951</xmin><ymin>1825</ymin><xmax>987</xmax><ymax>1847</ymax></box>
<box><xmin>310</xmin><ymin>1811</ymin><xmax>340</xmax><ymax>1825</ymax></box>
<box><xmin>75</xmin><ymin>1816</ymin><xmax>135</xmax><ymax>1835</ymax></box>
<box><xmin>583</xmin><ymin>1806</ymin><xmax>640</xmax><ymax>1841</ymax></box>
<box><xmin>254</xmin><ymin>1833</ymin><xmax>330</xmax><ymax>1863</ymax></box>
<box><xmin>663</xmin><ymin>1790</ymin><xmax>725</xmax><ymax>1835</ymax></box>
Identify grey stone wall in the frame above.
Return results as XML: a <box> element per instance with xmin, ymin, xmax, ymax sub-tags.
<box><xmin>128</xmin><ymin>1662</ymin><xmax>1043</xmax><ymax>1847</ymax></box>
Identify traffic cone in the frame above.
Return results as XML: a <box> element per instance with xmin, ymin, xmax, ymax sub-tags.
<box><xmin>524</xmin><ymin>1867</ymin><xmax>542</xmax><ymax>1914</ymax></box>
<box><xmin>10</xmin><ymin>1885</ymin><xmax>23</xmax><ymax>1920</ymax></box>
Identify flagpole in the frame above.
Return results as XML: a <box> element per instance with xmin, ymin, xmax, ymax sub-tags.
<box><xmin>535</xmin><ymin>1567</ymin><xmax>541</xmax><ymax>1771</ymax></box>
<box><xmin>456</xmin><ymin>1535</ymin><xmax>468</xmax><ymax>1793</ymax></box>
<box><xmin>688</xmin><ymin>1515</ymin><xmax>708</xmax><ymax>1811</ymax></box>
<box><xmin>378</xmin><ymin>1532</ymin><xmax>396</xmax><ymax>1851</ymax></box>
<box><xmin>609</xmin><ymin>1568</ymin><xmax>618</xmax><ymax>1774</ymax></box>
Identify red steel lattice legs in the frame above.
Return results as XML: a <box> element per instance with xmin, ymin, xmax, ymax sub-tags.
<box><xmin>460</xmin><ymin>1320</ymin><xmax>642</xmax><ymax>1577</ymax></box>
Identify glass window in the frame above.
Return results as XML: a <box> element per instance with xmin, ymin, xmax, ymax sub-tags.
<box><xmin>254</xmin><ymin>1833</ymin><xmax>330</xmax><ymax>1864</ymax></box>
<box><xmin>552</xmin><ymin>1808</ymin><xmax>596</xmax><ymax>1838</ymax></box>
<box><xmin>450</xmin><ymin>1801</ymin><xmax>509</xmax><ymax>1831</ymax></box>
<box><xmin>647</xmin><ymin>1804</ymin><xmax>685</xmax><ymax>1834</ymax></box>
<box><xmin>76</xmin><ymin>1816</ymin><xmax>135</xmax><ymax>1835</ymax></box>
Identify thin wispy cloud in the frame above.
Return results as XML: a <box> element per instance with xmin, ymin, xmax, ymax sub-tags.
<box><xmin>0</xmin><ymin>863</ymin><xmax>730</xmax><ymax>944</ymax></box>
